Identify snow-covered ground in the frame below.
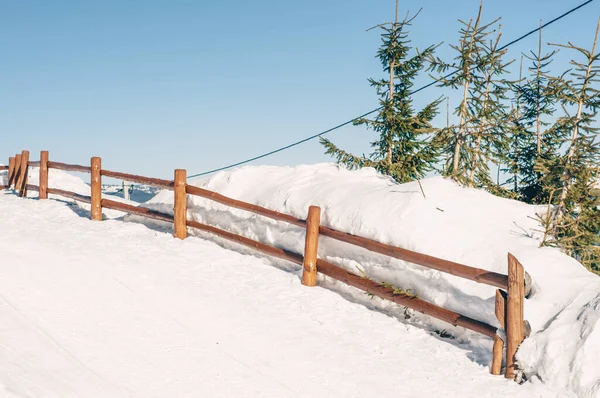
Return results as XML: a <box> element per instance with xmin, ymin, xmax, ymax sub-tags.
<box><xmin>1</xmin><ymin>164</ymin><xmax>599</xmax><ymax>397</ymax></box>
<box><xmin>143</xmin><ymin>163</ymin><xmax>600</xmax><ymax>398</ymax></box>
<box><xmin>0</xmin><ymin>175</ymin><xmax>572</xmax><ymax>397</ymax></box>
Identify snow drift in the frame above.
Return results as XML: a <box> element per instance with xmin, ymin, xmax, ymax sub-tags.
<box><xmin>141</xmin><ymin>163</ymin><xmax>600</xmax><ymax>397</ymax></box>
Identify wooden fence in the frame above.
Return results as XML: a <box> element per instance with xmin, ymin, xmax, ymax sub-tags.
<box><xmin>2</xmin><ymin>149</ymin><xmax>528</xmax><ymax>380</ymax></box>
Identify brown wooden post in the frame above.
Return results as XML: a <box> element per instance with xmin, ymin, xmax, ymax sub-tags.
<box><xmin>301</xmin><ymin>206</ymin><xmax>321</xmax><ymax>287</ymax></box>
<box><xmin>491</xmin><ymin>289</ymin><xmax>507</xmax><ymax>375</ymax></box>
<box><xmin>7</xmin><ymin>157</ymin><xmax>15</xmax><ymax>188</ymax></box>
<box><xmin>173</xmin><ymin>169</ymin><xmax>187</xmax><ymax>239</ymax></box>
<box><xmin>505</xmin><ymin>253</ymin><xmax>525</xmax><ymax>379</ymax></box>
<box><xmin>39</xmin><ymin>151</ymin><xmax>49</xmax><ymax>199</ymax></box>
<box><xmin>13</xmin><ymin>153</ymin><xmax>22</xmax><ymax>190</ymax></box>
<box><xmin>91</xmin><ymin>157</ymin><xmax>102</xmax><ymax>220</ymax></box>
<box><xmin>18</xmin><ymin>150</ymin><xmax>30</xmax><ymax>197</ymax></box>
<box><xmin>491</xmin><ymin>335</ymin><xmax>504</xmax><ymax>376</ymax></box>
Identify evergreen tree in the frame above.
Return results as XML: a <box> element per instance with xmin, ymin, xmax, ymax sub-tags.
<box><xmin>507</xmin><ymin>25</ymin><xmax>561</xmax><ymax>204</ymax></box>
<box><xmin>542</xmin><ymin>19</ymin><xmax>600</xmax><ymax>273</ymax></box>
<box><xmin>320</xmin><ymin>3</ymin><xmax>442</xmax><ymax>183</ymax></box>
<box><xmin>427</xmin><ymin>3</ymin><xmax>513</xmax><ymax>191</ymax></box>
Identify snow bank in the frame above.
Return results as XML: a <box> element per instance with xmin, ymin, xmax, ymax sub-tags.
<box><xmin>143</xmin><ymin>163</ymin><xmax>600</xmax><ymax>397</ymax></box>
<box><xmin>25</xmin><ymin>168</ymin><xmax>139</xmax><ymax>217</ymax></box>
<box><xmin>27</xmin><ymin>168</ymin><xmax>91</xmax><ymax>196</ymax></box>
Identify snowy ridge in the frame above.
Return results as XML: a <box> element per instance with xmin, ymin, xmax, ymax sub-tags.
<box><xmin>141</xmin><ymin>163</ymin><xmax>600</xmax><ymax>397</ymax></box>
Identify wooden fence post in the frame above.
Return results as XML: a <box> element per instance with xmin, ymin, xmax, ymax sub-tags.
<box><xmin>17</xmin><ymin>150</ymin><xmax>30</xmax><ymax>197</ymax></box>
<box><xmin>173</xmin><ymin>169</ymin><xmax>187</xmax><ymax>239</ymax></box>
<box><xmin>491</xmin><ymin>289</ymin><xmax>507</xmax><ymax>375</ymax></box>
<box><xmin>13</xmin><ymin>153</ymin><xmax>22</xmax><ymax>190</ymax></box>
<box><xmin>39</xmin><ymin>151</ymin><xmax>49</xmax><ymax>199</ymax></box>
<box><xmin>91</xmin><ymin>157</ymin><xmax>102</xmax><ymax>220</ymax></box>
<box><xmin>301</xmin><ymin>206</ymin><xmax>321</xmax><ymax>287</ymax></box>
<box><xmin>505</xmin><ymin>253</ymin><xmax>525</xmax><ymax>379</ymax></box>
<box><xmin>7</xmin><ymin>157</ymin><xmax>15</xmax><ymax>188</ymax></box>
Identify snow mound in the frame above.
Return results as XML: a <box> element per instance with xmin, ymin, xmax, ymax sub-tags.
<box><xmin>144</xmin><ymin>163</ymin><xmax>600</xmax><ymax>397</ymax></box>
<box><xmin>28</xmin><ymin>168</ymin><xmax>91</xmax><ymax>196</ymax></box>
<box><xmin>24</xmin><ymin>168</ymin><xmax>140</xmax><ymax>217</ymax></box>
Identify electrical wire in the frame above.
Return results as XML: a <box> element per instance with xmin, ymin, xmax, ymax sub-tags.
<box><xmin>187</xmin><ymin>0</ymin><xmax>595</xmax><ymax>179</ymax></box>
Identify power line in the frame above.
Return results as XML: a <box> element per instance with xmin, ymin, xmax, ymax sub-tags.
<box><xmin>188</xmin><ymin>0</ymin><xmax>595</xmax><ymax>179</ymax></box>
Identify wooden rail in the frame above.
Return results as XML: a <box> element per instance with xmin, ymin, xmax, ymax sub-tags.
<box><xmin>102</xmin><ymin>169</ymin><xmax>174</xmax><ymax>190</ymax></box>
<box><xmin>316</xmin><ymin>259</ymin><xmax>498</xmax><ymax>338</ymax></box>
<box><xmin>4</xmin><ymin>149</ymin><xmax>527</xmax><ymax>380</ymax></box>
<box><xmin>102</xmin><ymin>198</ymin><xmax>174</xmax><ymax>223</ymax></box>
<box><xmin>47</xmin><ymin>188</ymin><xmax>92</xmax><ymax>204</ymax></box>
<box><xmin>48</xmin><ymin>161</ymin><xmax>91</xmax><ymax>173</ymax></box>
<box><xmin>186</xmin><ymin>184</ymin><xmax>306</xmax><ymax>227</ymax></box>
<box><xmin>186</xmin><ymin>184</ymin><xmax>508</xmax><ymax>289</ymax></box>
<box><xmin>319</xmin><ymin>226</ymin><xmax>509</xmax><ymax>289</ymax></box>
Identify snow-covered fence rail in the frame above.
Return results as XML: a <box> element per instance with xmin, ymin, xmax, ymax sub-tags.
<box><xmin>5</xmin><ymin>149</ymin><xmax>527</xmax><ymax>381</ymax></box>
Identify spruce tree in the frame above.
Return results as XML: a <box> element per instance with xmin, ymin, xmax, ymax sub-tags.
<box><xmin>320</xmin><ymin>3</ymin><xmax>442</xmax><ymax>183</ymax></box>
<box><xmin>507</xmin><ymin>25</ymin><xmax>560</xmax><ymax>204</ymax></box>
<box><xmin>542</xmin><ymin>19</ymin><xmax>600</xmax><ymax>272</ymax></box>
<box><xmin>427</xmin><ymin>3</ymin><xmax>512</xmax><ymax>191</ymax></box>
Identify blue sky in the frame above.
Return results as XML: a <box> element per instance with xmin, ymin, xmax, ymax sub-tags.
<box><xmin>1</xmin><ymin>0</ymin><xmax>599</xmax><ymax>179</ymax></box>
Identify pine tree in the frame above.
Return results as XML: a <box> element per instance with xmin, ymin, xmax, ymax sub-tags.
<box><xmin>507</xmin><ymin>24</ymin><xmax>560</xmax><ymax>204</ymax></box>
<box><xmin>542</xmin><ymin>19</ymin><xmax>600</xmax><ymax>273</ymax></box>
<box><xmin>320</xmin><ymin>3</ymin><xmax>442</xmax><ymax>183</ymax></box>
<box><xmin>427</xmin><ymin>3</ymin><xmax>512</xmax><ymax>191</ymax></box>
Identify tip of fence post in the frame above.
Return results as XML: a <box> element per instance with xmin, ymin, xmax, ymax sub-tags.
<box><xmin>507</xmin><ymin>252</ymin><xmax>516</xmax><ymax>263</ymax></box>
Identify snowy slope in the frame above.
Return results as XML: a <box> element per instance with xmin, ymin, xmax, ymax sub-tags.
<box><xmin>0</xmin><ymin>191</ymin><xmax>571</xmax><ymax>398</ymax></box>
<box><xmin>143</xmin><ymin>163</ymin><xmax>600</xmax><ymax>397</ymax></box>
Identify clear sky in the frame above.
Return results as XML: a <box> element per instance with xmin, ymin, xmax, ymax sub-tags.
<box><xmin>1</xmin><ymin>0</ymin><xmax>599</xmax><ymax>179</ymax></box>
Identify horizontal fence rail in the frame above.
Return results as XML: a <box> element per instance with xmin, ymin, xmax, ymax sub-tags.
<box><xmin>102</xmin><ymin>198</ymin><xmax>174</xmax><ymax>223</ymax></box>
<box><xmin>186</xmin><ymin>184</ymin><xmax>509</xmax><ymax>289</ymax></box>
<box><xmin>3</xmin><ymin>149</ymin><xmax>528</xmax><ymax>381</ymax></box>
<box><xmin>48</xmin><ymin>188</ymin><xmax>91</xmax><ymax>204</ymax></box>
<box><xmin>101</xmin><ymin>169</ymin><xmax>174</xmax><ymax>190</ymax></box>
<box><xmin>315</xmin><ymin>259</ymin><xmax>498</xmax><ymax>338</ymax></box>
<box><xmin>48</xmin><ymin>161</ymin><xmax>91</xmax><ymax>173</ymax></box>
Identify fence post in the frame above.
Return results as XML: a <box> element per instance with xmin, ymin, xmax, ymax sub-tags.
<box><xmin>173</xmin><ymin>169</ymin><xmax>187</xmax><ymax>239</ymax></box>
<box><xmin>301</xmin><ymin>206</ymin><xmax>321</xmax><ymax>287</ymax></box>
<box><xmin>17</xmin><ymin>150</ymin><xmax>30</xmax><ymax>197</ymax></box>
<box><xmin>39</xmin><ymin>151</ymin><xmax>49</xmax><ymax>199</ymax></box>
<box><xmin>91</xmin><ymin>157</ymin><xmax>102</xmax><ymax>221</ymax></box>
<box><xmin>13</xmin><ymin>154</ymin><xmax>22</xmax><ymax>189</ymax></box>
<box><xmin>505</xmin><ymin>253</ymin><xmax>525</xmax><ymax>379</ymax></box>
<box><xmin>491</xmin><ymin>289</ymin><xmax>507</xmax><ymax>375</ymax></box>
<box><xmin>7</xmin><ymin>157</ymin><xmax>15</xmax><ymax>188</ymax></box>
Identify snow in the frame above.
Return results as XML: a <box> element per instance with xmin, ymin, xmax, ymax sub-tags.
<box><xmin>0</xmin><ymin>190</ymin><xmax>570</xmax><ymax>398</ymax></box>
<box><xmin>141</xmin><ymin>163</ymin><xmax>600</xmax><ymax>397</ymax></box>
<box><xmin>0</xmin><ymin>164</ymin><xmax>598</xmax><ymax>397</ymax></box>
